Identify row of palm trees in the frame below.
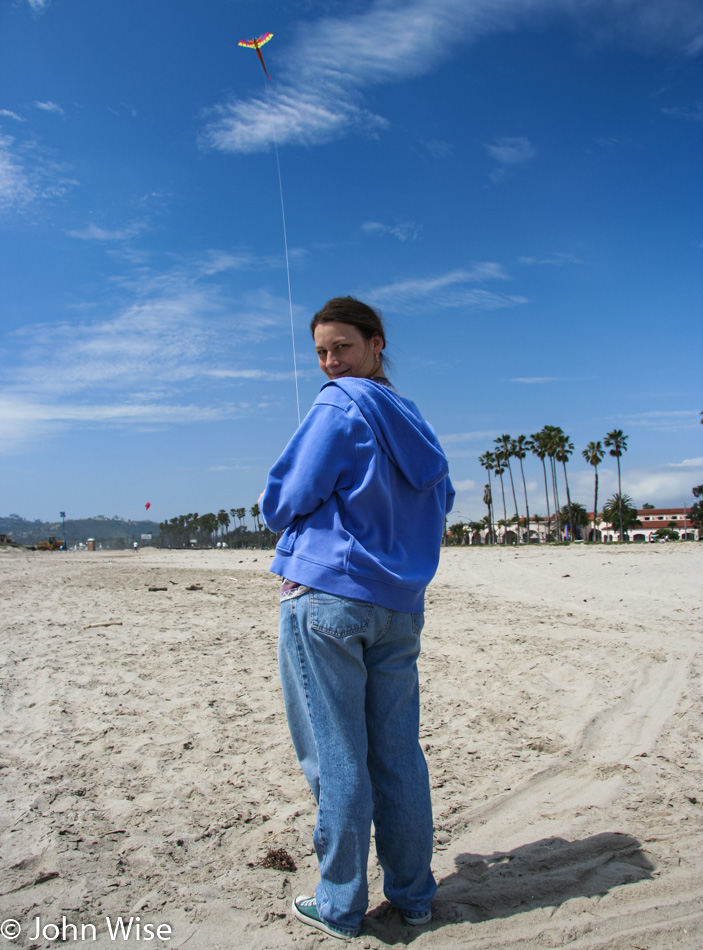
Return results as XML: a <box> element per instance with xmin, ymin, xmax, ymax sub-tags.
<box><xmin>158</xmin><ymin>505</ymin><xmax>268</xmax><ymax>548</ymax></box>
<box><xmin>478</xmin><ymin>427</ymin><xmax>629</xmax><ymax>542</ymax></box>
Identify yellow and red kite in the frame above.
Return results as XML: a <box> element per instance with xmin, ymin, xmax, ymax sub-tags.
<box><xmin>238</xmin><ymin>32</ymin><xmax>273</xmax><ymax>79</ymax></box>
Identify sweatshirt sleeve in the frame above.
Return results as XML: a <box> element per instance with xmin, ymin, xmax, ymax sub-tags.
<box><xmin>261</xmin><ymin>401</ymin><xmax>360</xmax><ymax>533</ymax></box>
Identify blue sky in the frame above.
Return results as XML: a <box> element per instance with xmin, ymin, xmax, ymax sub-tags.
<box><xmin>1</xmin><ymin>0</ymin><xmax>701</xmax><ymax>527</ymax></box>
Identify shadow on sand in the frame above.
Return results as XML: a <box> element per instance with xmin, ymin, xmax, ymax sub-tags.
<box><xmin>365</xmin><ymin>831</ymin><xmax>654</xmax><ymax>943</ymax></box>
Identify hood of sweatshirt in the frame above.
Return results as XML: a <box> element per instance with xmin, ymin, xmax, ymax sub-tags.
<box><xmin>324</xmin><ymin>378</ymin><xmax>449</xmax><ymax>492</ymax></box>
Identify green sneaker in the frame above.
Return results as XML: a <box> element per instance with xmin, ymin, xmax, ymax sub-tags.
<box><xmin>401</xmin><ymin>907</ymin><xmax>432</xmax><ymax>926</ymax></box>
<box><xmin>291</xmin><ymin>895</ymin><xmax>355</xmax><ymax>940</ymax></box>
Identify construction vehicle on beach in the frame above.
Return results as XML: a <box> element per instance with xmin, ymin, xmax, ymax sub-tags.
<box><xmin>35</xmin><ymin>536</ymin><xmax>64</xmax><ymax>551</ymax></box>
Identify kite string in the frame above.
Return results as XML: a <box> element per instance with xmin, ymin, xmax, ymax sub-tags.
<box><xmin>265</xmin><ymin>82</ymin><xmax>301</xmax><ymax>427</ymax></box>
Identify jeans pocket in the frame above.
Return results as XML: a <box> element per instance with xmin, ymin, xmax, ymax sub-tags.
<box><xmin>309</xmin><ymin>590</ymin><xmax>375</xmax><ymax>638</ymax></box>
<box><xmin>411</xmin><ymin>612</ymin><xmax>425</xmax><ymax>637</ymax></box>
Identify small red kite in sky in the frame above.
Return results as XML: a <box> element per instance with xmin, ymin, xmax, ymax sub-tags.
<box><xmin>238</xmin><ymin>32</ymin><xmax>273</xmax><ymax>79</ymax></box>
<box><xmin>145</xmin><ymin>502</ymin><xmax>151</xmax><ymax>511</ymax></box>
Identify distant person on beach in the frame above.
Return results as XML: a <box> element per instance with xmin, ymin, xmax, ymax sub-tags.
<box><xmin>261</xmin><ymin>296</ymin><xmax>454</xmax><ymax>939</ymax></box>
<box><xmin>133</xmin><ymin>541</ymin><xmax>138</xmax><ymax>552</ymax></box>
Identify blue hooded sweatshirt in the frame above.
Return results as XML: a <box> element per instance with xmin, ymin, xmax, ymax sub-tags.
<box><xmin>262</xmin><ymin>378</ymin><xmax>454</xmax><ymax>612</ymax></box>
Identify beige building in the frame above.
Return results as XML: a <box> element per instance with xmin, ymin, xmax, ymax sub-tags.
<box><xmin>593</xmin><ymin>507</ymin><xmax>699</xmax><ymax>543</ymax></box>
<box><xmin>462</xmin><ymin>506</ymin><xmax>699</xmax><ymax>544</ymax></box>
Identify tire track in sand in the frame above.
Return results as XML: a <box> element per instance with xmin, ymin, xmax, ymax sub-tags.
<box><xmin>442</xmin><ymin>652</ymin><xmax>689</xmax><ymax>845</ymax></box>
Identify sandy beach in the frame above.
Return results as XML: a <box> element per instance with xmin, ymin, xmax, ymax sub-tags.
<box><xmin>1</xmin><ymin>543</ymin><xmax>701</xmax><ymax>950</ymax></box>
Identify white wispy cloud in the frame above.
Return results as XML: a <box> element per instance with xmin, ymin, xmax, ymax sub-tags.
<box><xmin>362</xmin><ymin>221</ymin><xmax>422</xmax><ymax>241</ymax></box>
<box><xmin>205</xmin><ymin>369</ymin><xmax>297</xmax><ymax>381</ymax></box>
<box><xmin>594</xmin><ymin>136</ymin><xmax>638</xmax><ymax>148</ymax></box>
<box><xmin>201</xmin><ymin>0</ymin><xmax>703</xmax><ymax>155</ymax></box>
<box><xmin>375</xmin><ymin>262</ymin><xmax>508</xmax><ymax>293</ymax></box>
<box><xmin>12</xmin><ymin>293</ymin><xmax>215</xmax><ymax>394</ymax></box>
<box><xmin>195</xmin><ymin>248</ymin><xmax>283</xmax><ymax>276</ymax></box>
<box><xmin>509</xmin><ymin>377</ymin><xmax>570</xmax><ymax>384</ymax></box>
<box><xmin>667</xmin><ymin>456</ymin><xmax>703</xmax><ymax>469</ymax></box>
<box><xmin>451</xmin><ymin>479</ymin><xmax>477</xmax><ymax>492</ymax></box>
<box><xmin>424</xmin><ymin>139</ymin><xmax>453</xmax><ymax>159</ymax></box>
<box><xmin>485</xmin><ymin>136</ymin><xmax>536</xmax><ymax>183</ymax></box>
<box><xmin>624</xmin><ymin>459</ymin><xmax>703</xmax><ymax>505</ymax></box>
<box><xmin>0</xmin><ymin>109</ymin><xmax>25</xmax><ymax>122</ymax></box>
<box><xmin>1</xmin><ymin>397</ymin><xmax>241</xmax><ymax>426</ymax></box>
<box><xmin>0</xmin><ymin>134</ymin><xmax>34</xmax><ymax>211</ymax></box>
<box><xmin>439</xmin><ymin>430</ymin><xmax>501</xmax><ymax>445</ymax></box>
<box><xmin>621</xmin><ymin>410</ymin><xmax>700</xmax><ymax>432</ymax></box>
<box><xmin>440</xmin><ymin>430</ymin><xmax>506</xmax><ymax>460</ymax></box>
<box><xmin>34</xmin><ymin>100</ymin><xmax>64</xmax><ymax>115</ymax></box>
<box><xmin>1</xmin><ymin>262</ymin><xmax>299</xmax><ymax>453</ymax></box>
<box><xmin>366</xmin><ymin>262</ymin><xmax>526</xmax><ymax>312</ymax></box>
<box><xmin>519</xmin><ymin>253</ymin><xmax>582</xmax><ymax>266</ymax></box>
<box><xmin>0</xmin><ymin>132</ymin><xmax>76</xmax><ymax>214</ymax></box>
<box><xmin>581</xmin><ymin>0</ymin><xmax>703</xmax><ymax>57</ymax></box>
<box><xmin>66</xmin><ymin>223</ymin><xmax>142</xmax><ymax>242</ymax></box>
<box><xmin>569</xmin><ymin>457</ymin><xmax>703</xmax><ymax>509</ymax></box>
<box><xmin>0</xmin><ymin>395</ymin><xmax>248</xmax><ymax>452</ymax></box>
<box><xmin>662</xmin><ymin>101</ymin><xmax>703</xmax><ymax>122</ymax></box>
<box><xmin>485</xmin><ymin>136</ymin><xmax>536</xmax><ymax>166</ymax></box>
<box><xmin>26</xmin><ymin>0</ymin><xmax>49</xmax><ymax>11</ymax></box>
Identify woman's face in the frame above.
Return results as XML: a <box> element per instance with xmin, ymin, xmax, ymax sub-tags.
<box><xmin>313</xmin><ymin>321</ymin><xmax>384</xmax><ymax>381</ymax></box>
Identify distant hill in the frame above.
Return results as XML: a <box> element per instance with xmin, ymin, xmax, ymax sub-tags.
<box><xmin>0</xmin><ymin>514</ymin><xmax>161</xmax><ymax>546</ymax></box>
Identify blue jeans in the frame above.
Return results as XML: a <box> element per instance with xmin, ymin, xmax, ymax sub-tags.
<box><xmin>278</xmin><ymin>589</ymin><xmax>437</xmax><ymax>936</ymax></box>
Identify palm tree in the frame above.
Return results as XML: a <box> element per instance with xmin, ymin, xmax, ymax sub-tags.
<box><xmin>604</xmin><ymin>430</ymin><xmax>629</xmax><ymax>540</ymax></box>
<box><xmin>186</xmin><ymin>513</ymin><xmax>199</xmax><ymax>543</ymax></box>
<box><xmin>495</xmin><ymin>435</ymin><xmax>521</xmax><ymax>541</ymax></box>
<box><xmin>467</xmin><ymin>520</ymin><xmax>484</xmax><ymax>545</ymax></box>
<box><xmin>493</xmin><ymin>457</ymin><xmax>508</xmax><ymax>544</ymax></box>
<box><xmin>532</xmin><ymin>512</ymin><xmax>543</xmax><ymax>542</ymax></box>
<box><xmin>582</xmin><ymin>441</ymin><xmax>605</xmax><ymax>541</ymax></box>
<box><xmin>690</xmin><ymin>484</ymin><xmax>703</xmax><ymax>535</ymax></box>
<box><xmin>549</xmin><ymin>428</ymin><xmax>564</xmax><ymax>538</ymax></box>
<box><xmin>559</xmin><ymin>502</ymin><xmax>589</xmax><ymax>539</ymax></box>
<box><xmin>530</xmin><ymin>430</ymin><xmax>553</xmax><ymax>540</ymax></box>
<box><xmin>167</xmin><ymin>521</ymin><xmax>178</xmax><ymax>546</ymax></box>
<box><xmin>478</xmin><ymin>514</ymin><xmax>492</xmax><ymax>544</ymax></box>
<box><xmin>199</xmin><ymin>512</ymin><xmax>218</xmax><ymax>544</ymax></box>
<box><xmin>602</xmin><ymin>492</ymin><xmax>640</xmax><ymax>540</ymax></box>
<box><xmin>513</xmin><ymin>434</ymin><xmax>532</xmax><ymax>542</ymax></box>
<box><xmin>250</xmin><ymin>503</ymin><xmax>262</xmax><ymax>536</ymax></box>
<box><xmin>554</xmin><ymin>431</ymin><xmax>575</xmax><ymax>540</ymax></box>
<box><xmin>448</xmin><ymin>523</ymin><xmax>467</xmax><ymax>545</ymax></box>
<box><xmin>539</xmin><ymin>426</ymin><xmax>563</xmax><ymax>539</ymax></box>
<box><xmin>481</xmin><ymin>484</ymin><xmax>494</xmax><ymax>544</ymax></box>
<box><xmin>478</xmin><ymin>451</ymin><xmax>496</xmax><ymax>544</ymax></box>
<box><xmin>217</xmin><ymin>509</ymin><xmax>230</xmax><ymax>541</ymax></box>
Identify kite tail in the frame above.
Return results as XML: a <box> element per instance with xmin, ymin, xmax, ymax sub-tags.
<box><xmin>256</xmin><ymin>46</ymin><xmax>271</xmax><ymax>79</ymax></box>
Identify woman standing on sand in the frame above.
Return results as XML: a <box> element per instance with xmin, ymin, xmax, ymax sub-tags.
<box><xmin>261</xmin><ymin>297</ymin><xmax>454</xmax><ymax>940</ymax></box>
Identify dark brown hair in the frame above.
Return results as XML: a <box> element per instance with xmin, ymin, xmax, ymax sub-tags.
<box><xmin>310</xmin><ymin>297</ymin><xmax>386</xmax><ymax>351</ymax></box>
